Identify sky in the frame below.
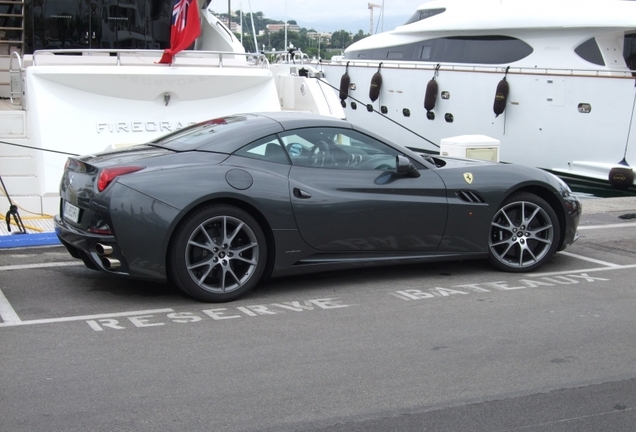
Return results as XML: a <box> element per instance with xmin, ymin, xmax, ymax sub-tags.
<box><xmin>206</xmin><ymin>0</ymin><xmax>428</xmax><ymax>33</ymax></box>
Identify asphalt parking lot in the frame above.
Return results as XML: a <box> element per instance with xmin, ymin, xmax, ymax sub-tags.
<box><xmin>1</xmin><ymin>199</ymin><xmax>636</xmax><ymax>431</ymax></box>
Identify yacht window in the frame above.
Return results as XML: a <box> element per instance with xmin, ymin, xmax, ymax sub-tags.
<box><xmin>575</xmin><ymin>38</ymin><xmax>605</xmax><ymax>66</ymax></box>
<box><xmin>347</xmin><ymin>36</ymin><xmax>532</xmax><ymax>64</ymax></box>
<box><xmin>623</xmin><ymin>34</ymin><xmax>636</xmax><ymax>70</ymax></box>
<box><xmin>420</xmin><ymin>44</ymin><xmax>433</xmax><ymax>60</ymax></box>
<box><xmin>439</xmin><ymin>38</ymin><xmax>465</xmax><ymax>63</ymax></box>
<box><xmin>431</xmin><ymin>36</ymin><xmax>533</xmax><ymax>64</ymax></box>
<box><xmin>404</xmin><ymin>8</ymin><xmax>446</xmax><ymax>25</ymax></box>
<box><xmin>462</xmin><ymin>36</ymin><xmax>533</xmax><ymax>64</ymax></box>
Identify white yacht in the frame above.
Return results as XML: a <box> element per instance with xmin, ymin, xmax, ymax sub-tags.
<box><xmin>320</xmin><ymin>0</ymin><xmax>636</xmax><ymax>190</ymax></box>
<box><xmin>0</xmin><ymin>8</ymin><xmax>343</xmax><ymax>216</ymax></box>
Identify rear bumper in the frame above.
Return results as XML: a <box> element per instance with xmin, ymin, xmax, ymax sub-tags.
<box><xmin>560</xmin><ymin>195</ymin><xmax>582</xmax><ymax>251</ymax></box>
<box><xmin>55</xmin><ymin>215</ymin><xmax>133</xmax><ymax>276</ymax></box>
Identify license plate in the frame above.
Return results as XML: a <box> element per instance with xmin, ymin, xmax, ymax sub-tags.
<box><xmin>64</xmin><ymin>201</ymin><xmax>80</xmax><ymax>223</ymax></box>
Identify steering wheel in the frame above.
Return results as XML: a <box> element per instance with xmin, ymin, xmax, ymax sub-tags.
<box><xmin>308</xmin><ymin>141</ymin><xmax>330</xmax><ymax>167</ymax></box>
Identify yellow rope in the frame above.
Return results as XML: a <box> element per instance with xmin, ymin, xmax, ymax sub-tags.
<box><xmin>0</xmin><ymin>189</ymin><xmax>55</xmax><ymax>219</ymax></box>
<box><xmin>0</xmin><ymin>214</ymin><xmax>48</xmax><ymax>232</ymax></box>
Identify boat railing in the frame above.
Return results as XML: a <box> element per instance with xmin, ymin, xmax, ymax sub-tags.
<box><xmin>9</xmin><ymin>50</ymin><xmax>23</xmax><ymax>107</ymax></box>
<box><xmin>31</xmin><ymin>49</ymin><xmax>270</xmax><ymax>69</ymax></box>
<box><xmin>266</xmin><ymin>49</ymin><xmax>318</xmax><ymax>66</ymax></box>
<box><xmin>322</xmin><ymin>59</ymin><xmax>636</xmax><ymax>79</ymax></box>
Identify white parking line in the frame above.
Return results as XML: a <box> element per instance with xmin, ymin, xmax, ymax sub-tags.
<box><xmin>530</xmin><ymin>263</ymin><xmax>636</xmax><ymax>278</ymax></box>
<box><xmin>0</xmin><ymin>289</ymin><xmax>21</xmax><ymax>324</ymax></box>
<box><xmin>1</xmin><ymin>221</ymin><xmax>634</xmax><ymax>330</ymax></box>
<box><xmin>578</xmin><ymin>222</ymin><xmax>636</xmax><ymax>230</ymax></box>
<box><xmin>0</xmin><ymin>308</ymin><xmax>175</xmax><ymax>328</ymax></box>
<box><xmin>2</xmin><ymin>262</ymin><xmax>636</xmax><ymax>329</ymax></box>
<box><xmin>558</xmin><ymin>251</ymin><xmax>622</xmax><ymax>268</ymax></box>
<box><xmin>0</xmin><ymin>262</ymin><xmax>83</xmax><ymax>272</ymax></box>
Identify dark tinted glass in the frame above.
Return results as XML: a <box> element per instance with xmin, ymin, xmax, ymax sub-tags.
<box><xmin>347</xmin><ymin>36</ymin><xmax>533</xmax><ymax>64</ymax></box>
<box><xmin>624</xmin><ymin>34</ymin><xmax>636</xmax><ymax>70</ymax></box>
<box><xmin>279</xmin><ymin>127</ymin><xmax>401</xmax><ymax>170</ymax></box>
<box><xmin>404</xmin><ymin>8</ymin><xmax>446</xmax><ymax>25</ymax></box>
<box><xmin>234</xmin><ymin>135</ymin><xmax>290</xmax><ymax>165</ymax></box>
<box><xmin>575</xmin><ymin>38</ymin><xmax>605</xmax><ymax>66</ymax></box>
<box><xmin>154</xmin><ymin>116</ymin><xmax>249</xmax><ymax>151</ymax></box>
<box><xmin>23</xmin><ymin>0</ymin><xmax>172</xmax><ymax>52</ymax></box>
<box><xmin>460</xmin><ymin>36</ymin><xmax>533</xmax><ymax>64</ymax></box>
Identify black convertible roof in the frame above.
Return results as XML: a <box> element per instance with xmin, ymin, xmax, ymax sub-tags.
<box><xmin>153</xmin><ymin>112</ymin><xmax>351</xmax><ymax>153</ymax></box>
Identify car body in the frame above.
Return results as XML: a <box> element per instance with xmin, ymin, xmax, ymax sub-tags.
<box><xmin>55</xmin><ymin>112</ymin><xmax>581</xmax><ymax>302</ymax></box>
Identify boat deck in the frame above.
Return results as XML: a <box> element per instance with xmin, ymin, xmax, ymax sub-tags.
<box><xmin>0</xmin><ymin>98</ymin><xmax>20</xmax><ymax>110</ymax></box>
<box><xmin>1</xmin><ymin>216</ymin><xmax>54</xmax><ymax>235</ymax></box>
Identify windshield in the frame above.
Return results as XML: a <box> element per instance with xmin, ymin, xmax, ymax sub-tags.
<box><xmin>404</xmin><ymin>8</ymin><xmax>445</xmax><ymax>25</ymax></box>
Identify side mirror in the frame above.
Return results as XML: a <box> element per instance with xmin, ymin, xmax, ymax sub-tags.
<box><xmin>396</xmin><ymin>155</ymin><xmax>421</xmax><ymax>178</ymax></box>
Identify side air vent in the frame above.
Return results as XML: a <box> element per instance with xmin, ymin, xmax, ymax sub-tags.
<box><xmin>455</xmin><ymin>190</ymin><xmax>486</xmax><ymax>203</ymax></box>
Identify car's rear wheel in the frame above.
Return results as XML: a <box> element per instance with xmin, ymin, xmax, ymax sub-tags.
<box><xmin>488</xmin><ymin>192</ymin><xmax>560</xmax><ymax>272</ymax></box>
<box><xmin>169</xmin><ymin>204</ymin><xmax>267</xmax><ymax>302</ymax></box>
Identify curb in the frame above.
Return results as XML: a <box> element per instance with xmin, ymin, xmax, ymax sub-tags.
<box><xmin>0</xmin><ymin>232</ymin><xmax>61</xmax><ymax>249</ymax></box>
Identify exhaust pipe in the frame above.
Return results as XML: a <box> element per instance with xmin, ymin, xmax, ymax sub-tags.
<box><xmin>101</xmin><ymin>257</ymin><xmax>121</xmax><ymax>270</ymax></box>
<box><xmin>95</xmin><ymin>243</ymin><xmax>113</xmax><ymax>256</ymax></box>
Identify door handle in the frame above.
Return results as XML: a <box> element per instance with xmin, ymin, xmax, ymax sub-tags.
<box><xmin>293</xmin><ymin>188</ymin><xmax>312</xmax><ymax>199</ymax></box>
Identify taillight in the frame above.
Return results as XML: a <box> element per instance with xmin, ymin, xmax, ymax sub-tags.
<box><xmin>97</xmin><ymin>166</ymin><xmax>144</xmax><ymax>192</ymax></box>
<box><xmin>87</xmin><ymin>214</ymin><xmax>113</xmax><ymax>235</ymax></box>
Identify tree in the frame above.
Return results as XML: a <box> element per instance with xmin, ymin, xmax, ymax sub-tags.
<box><xmin>330</xmin><ymin>30</ymin><xmax>351</xmax><ymax>49</ymax></box>
<box><xmin>268</xmin><ymin>29</ymin><xmax>303</xmax><ymax>51</ymax></box>
<box><xmin>352</xmin><ymin>30</ymin><xmax>368</xmax><ymax>44</ymax></box>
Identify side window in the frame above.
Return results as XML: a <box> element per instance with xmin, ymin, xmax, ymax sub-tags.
<box><xmin>575</xmin><ymin>38</ymin><xmax>605</xmax><ymax>66</ymax></box>
<box><xmin>420</xmin><ymin>42</ymin><xmax>433</xmax><ymax>60</ymax></box>
<box><xmin>279</xmin><ymin>127</ymin><xmax>401</xmax><ymax>170</ymax></box>
<box><xmin>387</xmin><ymin>51</ymin><xmax>403</xmax><ymax>60</ymax></box>
<box><xmin>347</xmin><ymin>36</ymin><xmax>532</xmax><ymax>63</ymax></box>
<box><xmin>624</xmin><ymin>33</ymin><xmax>636</xmax><ymax>70</ymax></box>
<box><xmin>234</xmin><ymin>135</ymin><xmax>289</xmax><ymax>164</ymax></box>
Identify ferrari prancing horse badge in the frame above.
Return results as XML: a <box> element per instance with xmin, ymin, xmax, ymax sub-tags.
<box><xmin>463</xmin><ymin>172</ymin><xmax>474</xmax><ymax>184</ymax></box>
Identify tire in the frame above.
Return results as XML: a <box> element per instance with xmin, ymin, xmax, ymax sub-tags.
<box><xmin>169</xmin><ymin>204</ymin><xmax>267</xmax><ymax>302</ymax></box>
<box><xmin>488</xmin><ymin>192</ymin><xmax>560</xmax><ymax>272</ymax></box>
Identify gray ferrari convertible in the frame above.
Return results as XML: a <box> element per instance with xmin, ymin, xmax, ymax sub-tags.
<box><xmin>55</xmin><ymin>112</ymin><xmax>581</xmax><ymax>302</ymax></box>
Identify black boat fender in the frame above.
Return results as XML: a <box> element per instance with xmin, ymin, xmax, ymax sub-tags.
<box><xmin>369</xmin><ymin>62</ymin><xmax>383</xmax><ymax>102</ymax></box>
<box><xmin>608</xmin><ymin>159</ymin><xmax>634</xmax><ymax>190</ymax></box>
<box><xmin>339</xmin><ymin>62</ymin><xmax>350</xmax><ymax>104</ymax></box>
<box><xmin>424</xmin><ymin>64</ymin><xmax>440</xmax><ymax>114</ymax></box>
<box><xmin>494</xmin><ymin>66</ymin><xmax>510</xmax><ymax>117</ymax></box>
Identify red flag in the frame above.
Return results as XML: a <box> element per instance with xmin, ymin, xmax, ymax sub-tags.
<box><xmin>158</xmin><ymin>0</ymin><xmax>201</xmax><ymax>64</ymax></box>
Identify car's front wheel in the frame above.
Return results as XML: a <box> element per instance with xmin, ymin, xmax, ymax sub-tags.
<box><xmin>169</xmin><ymin>204</ymin><xmax>267</xmax><ymax>302</ymax></box>
<box><xmin>488</xmin><ymin>192</ymin><xmax>560</xmax><ymax>272</ymax></box>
